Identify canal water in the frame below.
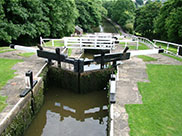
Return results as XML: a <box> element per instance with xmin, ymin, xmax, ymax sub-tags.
<box><xmin>102</xmin><ymin>18</ymin><xmax>117</xmax><ymax>33</ymax></box>
<box><xmin>24</xmin><ymin>87</ymin><xmax>109</xmax><ymax>136</ymax></box>
<box><xmin>94</xmin><ymin>18</ymin><xmax>117</xmax><ymax>33</ymax></box>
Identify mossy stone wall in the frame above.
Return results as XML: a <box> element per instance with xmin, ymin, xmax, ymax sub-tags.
<box><xmin>47</xmin><ymin>67</ymin><xmax>114</xmax><ymax>93</ymax></box>
<box><xmin>1</xmin><ymin>80</ymin><xmax>44</xmax><ymax>136</ymax></box>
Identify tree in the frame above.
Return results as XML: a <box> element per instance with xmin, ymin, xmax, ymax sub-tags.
<box><xmin>75</xmin><ymin>0</ymin><xmax>106</xmax><ymax>32</ymax></box>
<box><xmin>43</xmin><ymin>0</ymin><xmax>78</xmax><ymax>38</ymax></box>
<box><xmin>134</xmin><ymin>1</ymin><xmax>161</xmax><ymax>39</ymax></box>
<box><xmin>155</xmin><ymin>0</ymin><xmax>182</xmax><ymax>43</ymax></box>
<box><xmin>111</xmin><ymin>0</ymin><xmax>136</xmax><ymax>33</ymax></box>
<box><xmin>0</xmin><ymin>0</ymin><xmax>78</xmax><ymax>46</ymax></box>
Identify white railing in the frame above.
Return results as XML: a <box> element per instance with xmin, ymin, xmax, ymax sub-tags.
<box><xmin>125</xmin><ymin>34</ymin><xmax>158</xmax><ymax>49</ymax></box>
<box><xmin>153</xmin><ymin>39</ymin><xmax>182</xmax><ymax>56</ymax></box>
<box><xmin>40</xmin><ymin>37</ymin><xmax>64</xmax><ymax>47</ymax></box>
<box><xmin>64</xmin><ymin>37</ymin><xmax>115</xmax><ymax>50</ymax></box>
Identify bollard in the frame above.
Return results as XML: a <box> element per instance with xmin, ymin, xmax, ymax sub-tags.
<box><xmin>55</xmin><ymin>48</ymin><xmax>61</xmax><ymax>68</ymax></box>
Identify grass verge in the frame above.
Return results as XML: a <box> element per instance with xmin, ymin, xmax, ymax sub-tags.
<box><xmin>18</xmin><ymin>52</ymin><xmax>35</xmax><ymax>58</ymax></box>
<box><xmin>162</xmin><ymin>53</ymin><xmax>182</xmax><ymax>62</ymax></box>
<box><xmin>138</xmin><ymin>55</ymin><xmax>157</xmax><ymax>62</ymax></box>
<box><xmin>126</xmin><ymin>64</ymin><xmax>182</xmax><ymax>136</ymax></box>
<box><xmin>0</xmin><ymin>58</ymin><xmax>22</xmax><ymax>112</ymax></box>
<box><xmin>68</xmin><ymin>48</ymin><xmax>72</xmax><ymax>56</ymax></box>
<box><xmin>0</xmin><ymin>47</ymin><xmax>14</xmax><ymax>53</ymax></box>
<box><xmin>44</xmin><ymin>40</ymin><xmax>64</xmax><ymax>47</ymax></box>
<box><xmin>120</xmin><ymin>42</ymin><xmax>150</xmax><ymax>50</ymax></box>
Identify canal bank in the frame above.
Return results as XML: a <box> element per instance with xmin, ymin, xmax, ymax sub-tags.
<box><xmin>0</xmin><ymin>60</ymin><xmax>115</xmax><ymax>135</ymax></box>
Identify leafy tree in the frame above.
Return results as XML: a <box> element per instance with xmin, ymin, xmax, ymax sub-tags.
<box><xmin>111</xmin><ymin>0</ymin><xmax>136</xmax><ymax>33</ymax></box>
<box><xmin>155</xmin><ymin>0</ymin><xmax>182</xmax><ymax>43</ymax></box>
<box><xmin>43</xmin><ymin>0</ymin><xmax>78</xmax><ymax>38</ymax></box>
<box><xmin>0</xmin><ymin>0</ymin><xmax>78</xmax><ymax>46</ymax></box>
<box><xmin>75</xmin><ymin>0</ymin><xmax>106</xmax><ymax>32</ymax></box>
<box><xmin>134</xmin><ymin>1</ymin><xmax>161</xmax><ymax>39</ymax></box>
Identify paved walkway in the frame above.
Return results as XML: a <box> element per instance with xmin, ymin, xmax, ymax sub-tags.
<box><xmin>114</xmin><ymin>53</ymin><xmax>182</xmax><ymax>136</ymax></box>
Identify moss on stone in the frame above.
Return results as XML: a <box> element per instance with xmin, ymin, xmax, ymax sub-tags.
<box><xmin>1</xmin><ymin>87</ymin><xmax>44</xmax><ymax>136</ymax></box>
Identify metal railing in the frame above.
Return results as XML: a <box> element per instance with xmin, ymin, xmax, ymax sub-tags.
<box><xmin>153</xmin><ymin>39</ymin><xmax>182</xmax><ymax>56</ymax></box>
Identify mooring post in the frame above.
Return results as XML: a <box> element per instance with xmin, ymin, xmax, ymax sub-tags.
<box><xmin>55</xmin><ymin>48</ymin><xmax>61</xmax><ymax>68</ymax></box>
<box><xmin>100</xmin><ymin>51</ymin><xmax>105</xmax><ymax>69</ymax></box>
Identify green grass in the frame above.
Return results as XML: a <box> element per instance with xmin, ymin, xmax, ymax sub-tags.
<box><xmin>44</xmin><ymin>40</ymin><xmax>64</xmax><ymax>47</ymax></box>
<box><xmin>138</xmin><ymin>55</ymin><xmax>157</xmax><ymax>62</ymax></box>
<box><xmin>0</xmin><ymin>47</ymin><xmax>14</xmax><ymax>53</ymax></box>
<box><xmin>162</xmin><ymin>53</ymin><xmax>182</xmax><ymax>62</ymax></box>
<box><xmin>126</xmin><ymin>64</ymin><xmax>182</xmax><ymax>136</ymax></box>
<box><xmin>119</xmin><ymin>42</ymin><xmax>150</xmax><ymax>50</ymax></box>
<box><xmin>156</xmin><ymin>42</ymin><xmax>177</xmax><ymax>54</ymax></box>
<box><xmin>0</xmin><ymin>58</ymin><xmax>22</xmax><ymax>112</ymax></box>
<box><xmin>68</xmin><ymin>48</ymin><xmax>72</xmax><ymax>56</ymax></box>
<box><xmin>18</xmin><ymin>52</ymin><xmax>35</xmax><ymax>58</ymax></box>
<box><xmin>163</xmin><ymin>53</ymin><xmax>182</xmax><ymax>62</ymax></box>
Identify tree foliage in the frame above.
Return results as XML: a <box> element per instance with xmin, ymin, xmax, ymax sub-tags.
<box><xmin>134</xmin><ymin>1</ymin><xmax>161</xmax><ymax>39</ymax></box>
<box><xmin>155</xmin><ymin>0</ymin><xmax>182</xmax><ymax>43</ymax></box>
<box><xmin>0</xmin><ymin>0</ymin><xmax>78</xmax><ymax>45</ymax></box>
<box><xmin>75</xmin><ymin>0</ymin><xmax>106</xmax><ymax>32</ymax></box>
<box><xmin>103</xmin><ymin>0</ymin><xmax>136</xmax><ymax>33</ymax></box>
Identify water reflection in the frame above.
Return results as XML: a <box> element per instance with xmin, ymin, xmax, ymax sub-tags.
<box><xmin>24</xmin><ymin>87</ymin><xmax>108</xmax><ymax>136</ymax></box>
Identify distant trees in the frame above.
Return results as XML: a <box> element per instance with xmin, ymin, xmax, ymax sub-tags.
<box><xmin>134</xmin><ymin>0</ymin><xmax>182</xmax><ymax>44</ymax></box>
<box><xmin>155</xmin><ymin>0</ymin><xmax>182</xmax><ymax>43</ymax></box>
<box><xmin>134</xmin><ymin>1</ymin><xmax>161</xmax><ymax>39</ymax></box>
<box><xmin>103</xmin><ymin>0</ymin><xmax>136</xmax><ymax>33</ymax></box>
<box><xmin>75</xmin><ymin>0</ymin><xmax>106</xmax><ymax>32</ymax></box>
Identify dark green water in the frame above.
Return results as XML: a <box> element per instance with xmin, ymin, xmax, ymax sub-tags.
<box><xmin>24</xmin><ymin>87</ymin><xmax>108</xmax><ymax>136</ymax></box>
<box><xmin>93</xmin><ymin>18</ymin><xmax>117</xmax><ymax>33</ymax></box>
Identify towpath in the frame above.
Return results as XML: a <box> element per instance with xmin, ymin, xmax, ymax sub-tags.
<box><xmin>0</xmin><ymin>49</ymin><xmax>46</xmax><ymax>122</ymax></box>
<box><xmin>113</xmin><ymin>53</ymin><xmax>182</xmax><ymax>136</ymax></box>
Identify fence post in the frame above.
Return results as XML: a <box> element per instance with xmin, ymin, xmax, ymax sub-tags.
<box><xmin>64</xmin><ymin>38</ymin><xmax>67</xmax><ymax>48</ymax></box>
<box><xmin>40</xmin><ymin>37</ymin><xmax>42</xmax><ymax>47</ymax></box>
<box><xmin>136</xmin><ymin>41</ymin><xmax>139</xmax><ymax>50</ymax></box>
<box><xmin>52</xmin><ymin>40</ymin><xmax>54</xmax><ymax>47</ymax></box>
<box><xmin>167</xmin><ymin>43</ymin><xmax>169</xmax><ymax>51</ymax></box>
<box><xmin>177</xmin><ymin>46</ymin><xmax>180</xmax><ymax>56</ymax></box>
